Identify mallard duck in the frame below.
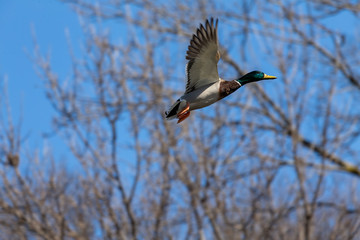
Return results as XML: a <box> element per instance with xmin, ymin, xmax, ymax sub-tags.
<box><xmin>165</xmin><ymin>18</ymin><xmax>276</xmax><ymax>123</ymax></box>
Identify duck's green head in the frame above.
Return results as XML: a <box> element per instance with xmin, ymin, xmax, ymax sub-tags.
<box><xmin>236</xmin><ymin>71</ymin><xmax>277</xmax><ymax>86</ymax></box>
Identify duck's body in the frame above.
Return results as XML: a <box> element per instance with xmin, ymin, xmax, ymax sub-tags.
<box><xmin>184</xmin><ymin>82</ymin><xmax>220</xmax><ymax>109</ymax></box>
<box><xmin>165</xmin><ymin>18</ymin><xmax>276</xmax><ymax>123</ymax></box>
<box><xmin>166</xmin><ymin>79</ymin><xmax>241</xmax><ymax>120</ymax></box>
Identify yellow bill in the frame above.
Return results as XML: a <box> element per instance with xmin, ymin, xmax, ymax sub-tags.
<box><xmin>263</xmin><ymin>73</ymin><xmax>277</xmax><ymax>79</ymax></box>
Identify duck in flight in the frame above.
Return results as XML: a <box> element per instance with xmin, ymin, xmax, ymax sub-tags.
<box><xmin>165</xmin><ymin>18</ymin><xmax>276</xmax><ymax>123</ymax></box>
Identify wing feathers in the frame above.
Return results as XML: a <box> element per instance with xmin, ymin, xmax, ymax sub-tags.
<box><xmin>185</xmin><ymin>18</ymin><xmax>220</xmax><ymax>94</ymax></box>
<box><xmin>193</xmin><ymin>35</ymin><xmax>201</xmax><ymax>46</ymax></box>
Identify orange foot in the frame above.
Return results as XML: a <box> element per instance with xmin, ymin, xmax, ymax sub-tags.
<box><xmin>177</xmin><ymin>102</ymin><xmax>190</xmax><ymax>124</ymax></box>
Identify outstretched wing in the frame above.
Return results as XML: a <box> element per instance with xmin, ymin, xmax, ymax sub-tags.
<box><xmin>185</xmin><ymin>18</ymin><xmax>220</xmax><ymax>94</ymax></box>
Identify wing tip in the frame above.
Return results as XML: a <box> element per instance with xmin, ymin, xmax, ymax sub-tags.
<box><xmin>185</xmin><ymin>17</ymin><xmax>219</xmax><ymax>60</ymax></box>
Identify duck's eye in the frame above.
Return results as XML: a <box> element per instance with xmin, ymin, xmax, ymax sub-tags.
<box><xmin>256</xmin><ymin>72</ymin><xmax>264</xmax><ymax>79</ymax></box>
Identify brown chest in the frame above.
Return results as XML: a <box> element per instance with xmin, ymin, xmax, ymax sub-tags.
<box><xmin>219</xmin><ymin>80</ymin><xmax>241</xmax><ymax>99</ymax></box>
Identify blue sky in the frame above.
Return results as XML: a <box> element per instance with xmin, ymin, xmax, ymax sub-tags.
<box><xmin>0</xmin><ymin>0</ymin><xmax>83</xmax><ymax>156</ymax></box>
<box><xmin>0</xmin><ymin>1</ymin><xmax>359</xmax><ymax>237</ymax></box>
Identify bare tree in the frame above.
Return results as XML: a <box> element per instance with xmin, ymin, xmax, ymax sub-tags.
<box><xmin>1</xmin><ymin>0</ymin><xmax>360</xmax><ymax>239</ymax></box>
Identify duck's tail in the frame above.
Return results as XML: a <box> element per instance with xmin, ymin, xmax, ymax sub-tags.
<box><xmin>165</xmin><ymin>99</ymin><xmax>187</xmax><ymax>120</ymax></box>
